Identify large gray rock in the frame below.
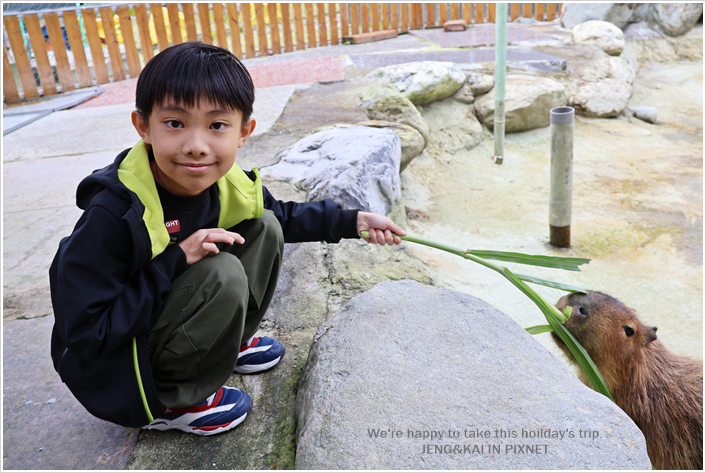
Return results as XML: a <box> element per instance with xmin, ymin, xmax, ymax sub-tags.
<box><xmin>260</xmin><ymin>126</ymin><xmax>401</xmax><ymax>216</ymax></box>
<box><xmin>362</xmin><ymin>87</ymin><xmax>431</xmax><ymax>145</ymax></box>
<box><xmin>650</xmin><ymin>3</ymin><xmax>703</xmax><ymax>37</ymax></box>
<box><xmin>355</xmin><ymin>121</ymin><xmax>425</xmax><ymax>172</ymax></box>
<box><xmin>535</xmin><ymin>44</ymin><xmax>636</xmax><ymax>118</ymax></box>
<box><xmin>367</xmin><ymin>61</ymin><xmax>467</xmax><ymax>105</ymax></box>
<box><xmin>422</xmin><ymin>98</ymin><xmax>485</xmax><ymax>158</ymax></box>
<box><xmin>560</xmin><ymin>3</ymin><xmax>641</xmax><ymax>29</ymax></box>
<box><xmin>572</xmin><ymin>78</ymin><xmax>633</xmax><ymax>118</ymax></box>
<box><xmin>296</xmin><ymin>280</ymin><xmax>651</xmax><ymax>470</ymax></box>
<box><xmin>474</xmin><ymin>75</ymin><xmax>566</xmax><ymax>132</ymax></box>
<box><xmin>572</xmin><ymin>20</ymin><xmax>626</xmax><ymax>56</ymax></box>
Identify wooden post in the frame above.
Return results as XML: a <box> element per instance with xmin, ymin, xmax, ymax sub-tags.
<box><xmin>166</xmin><ymin>3</ymin><xmax>183</xmax><ymax>44</ymax></box>
<box><xmin>241</xmin><ymin>3</ymin><xmax>256</xmax><ymax>58</ymax></box>
<box><xmin>134</xmin><ymin>4</ymin><xmax>154</xmax><ymax>62</ymax></box>
<box><xmin>523</xmin><ymin>3</ymin><xmax>533</xmax><ymax>18</ymax></box>
<box><xmin>23</xmin><ymin>14</ymin><xmax>59</xmax><ymax>95</ymax></box>
<box><xmin>305</xmin><ymin>4</ymin><xmax>316</xmax><ymax>48</ymax></box>
<box><xmin>81</xmin><ymin>8</ymin><xmax>110</xmax><ymax>84</ymax></box>
<box><xmin>150</xmin><ymin>3</ymin><xmax>170</xmax><ymax>51</ymax></box>
<box><xmin>63</xmin><ymin>11</ymin><xmax>93</xmax><ymax>87</ymax></box>
<box><xmin>226</xmin><ymin>3</ymin><xmax>243</xmax><ymax>57</ymax></box>
<box><xmin>197</xmin><ymin>2</ymin><xmax>213</xmax><ymax>44</ymax></box>
<box><xmin>316</xmin><ymin>4</ymin><xmax>327</xmax><ymax>46</ymax></box>
<box><xmin>340</xmin><ymin>3</ymin><xmax>350</xmax><ymax>37</ymax></box>
<box><xmin>99</xmin><ymin>7</ymin><xmax>126</xmax><ymax>82</ymax></box>
<box><xmin>3</xmin><ymin>43</ymin><xmax>21</xmax><ymax>102</ymax></box>
<box><xmin>328</xmin><ymin>3</ymin><xmax>339</xmax><ymax>45</ymax></box>
<box><xmin>371</xmin><ymin>3</ymin><xmax>379</xmax><ymax>32</ymax></box>
<box><xmin>350</xmin><ymin>3</ymin><xmax>360</xmax><ymax>35</ymax></box>
<box><xmin>267</xmin><ymin>3</ymin><xmax>281</xmax><ymax>54</ymax></box>
<box><xmin>293</xmin><ymin>3</ymin><xmax>305</xmax><ymax>50</ymax></box>
<box><xmin>45</xmin><ymin>12</ymin><xmax>76</xmax><ymax>91</ymax></box>
<box><xmin>360</xmin><ymin>3</ymin><xmax>369</xmax><ymax>33</ymax></box>
<box><xmin>183</xmin><ymin>3</ymin><xmax>198</xmax><ymax>42</ymax></box>
<box><xmin>116</xmin><ymin>5</ymin><xmax>142</xmax><ymax>77</ymax></box>
<box><xmin>535</xmin><ymin>3</ymin><xmax>546</xmax><ymax>21</ymax></box>
<box><xmin>281</xmin><ymin>3</ymin><xmax>294</xmax><ymax>52</ymax></box>
<box><xmin>255</xmin><ymin>3</ymin><xmax>268</xmax><ymax>55</ymax></box>
<box><xmin>212</xmin><ymin>3</ymin><xmax>228</xmax><ymax>48</ymax></box>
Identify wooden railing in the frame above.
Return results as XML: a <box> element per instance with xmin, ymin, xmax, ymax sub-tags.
<box><xmin>2</xmin><ymin>3</ymin><xmax>562</xmax><ymax>103</ymax></box>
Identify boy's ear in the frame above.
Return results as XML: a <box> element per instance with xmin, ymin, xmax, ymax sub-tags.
<box><xmin>238</xmin><ymin>117</ymin><xmax>257</xmax><ymax>148</ymax></box>
<box><xmin>132</xmin><ymin>110</ymin><xmax>152</xmax><ymax>144</ymax></box>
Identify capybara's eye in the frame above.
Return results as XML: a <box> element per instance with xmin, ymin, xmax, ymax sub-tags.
<box><xmin>623</xmin><ymin>326</ymin><xmax>635</xmax><ymax>337</ymax></box>
<box><xmin>578</xmin><ymin>306</ymin><xmax>588</xmax><ymax>316</ymax></box>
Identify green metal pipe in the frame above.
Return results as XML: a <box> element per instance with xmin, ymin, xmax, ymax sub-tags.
<box><xmin>493</xmin><ymin>3</ymin><xmax>507</xmax><ymax>160</ymax></box>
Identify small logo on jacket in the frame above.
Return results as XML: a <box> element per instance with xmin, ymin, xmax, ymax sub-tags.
<box><xmin>165</xmin><ymin>219</ymin><xmax>180</xmax><ymax>233</ymax></box>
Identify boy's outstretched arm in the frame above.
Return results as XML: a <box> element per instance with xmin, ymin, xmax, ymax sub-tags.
<box><xmin>357</xmin><ymin>211</ymin><xmax>406</xmax><ymax>246</ymax></box>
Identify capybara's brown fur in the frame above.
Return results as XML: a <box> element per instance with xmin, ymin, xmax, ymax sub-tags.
<box><xmin>553</xmin><ymin>291</ymin><xmax>703</xmax><ymax>470</ymax></box>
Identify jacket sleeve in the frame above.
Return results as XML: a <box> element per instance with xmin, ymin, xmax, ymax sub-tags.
<box><xmin>49</xmin><ymin>201</ymin><xmax>188</xmax><ymax>360</ymax></box>
<box><xmin>262</xmin><ymin>186</ymin><xmax>360</xmax><ymax>243</ymax></box>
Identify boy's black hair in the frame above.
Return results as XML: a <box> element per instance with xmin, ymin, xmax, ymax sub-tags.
<box><xmin>135</xmin><ymin>41</ymin><xmax>255</xmax><ymax>125</ymax></box>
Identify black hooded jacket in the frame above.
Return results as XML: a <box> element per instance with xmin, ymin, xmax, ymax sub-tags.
<box><xmin>49</xmin><ymin>142</ymin><xmax>358</xmax><ymax>427</ymax></box>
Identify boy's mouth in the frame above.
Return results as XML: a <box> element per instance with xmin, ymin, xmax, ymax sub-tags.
<box><xmin>180</xmin><ymin>163</ymin><xmax>214</xmax><ymax>173</ymax></box>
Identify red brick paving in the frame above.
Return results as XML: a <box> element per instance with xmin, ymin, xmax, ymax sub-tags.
<box><xmin>73</xmin><ymin>56</ymin><xmax>345</xmax><ymax>109</ymax></box>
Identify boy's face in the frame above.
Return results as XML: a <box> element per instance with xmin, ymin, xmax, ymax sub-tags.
<box><xmin>132</xmin><ymin>100</ymin><xmax>256</xmax><ymax>197</ymax></box>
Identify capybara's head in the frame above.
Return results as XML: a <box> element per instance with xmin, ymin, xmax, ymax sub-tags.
<box><xmin>553</xmin><ymin>291</ymin><xmax>658</xmax><ymax>369</ymax></box>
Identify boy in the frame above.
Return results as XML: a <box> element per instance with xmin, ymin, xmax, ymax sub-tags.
<box><xmin>49</xmin><ymin>42</ymin><xmax>404</xmax><ymax>436</ymax></box>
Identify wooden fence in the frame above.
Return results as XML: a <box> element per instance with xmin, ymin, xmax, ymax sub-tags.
<box><xmin>2</xmin><ymin>3</ymin><xmax>562</xmax><ymax>103</ymax></box>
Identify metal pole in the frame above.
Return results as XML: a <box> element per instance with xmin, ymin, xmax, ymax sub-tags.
<box><xmin>493</xmin><ymin>3</ymin><xmax>507</xmax><ymax>164</ymax></box>
<box><xmin>549</xmin><ymin>106</ymin><xmax>575</xmax><ymax>248</ymax></box>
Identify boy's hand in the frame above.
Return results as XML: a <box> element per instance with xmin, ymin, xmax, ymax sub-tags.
<box><xmin>178</xmin><ymin>228</ymin><xmax>244</xmax><ymax>265</ymax></box>
<box><xmin>357</xmin><ymin>211</ymin><xmax>406</xmax><ymax>246</ymax></box>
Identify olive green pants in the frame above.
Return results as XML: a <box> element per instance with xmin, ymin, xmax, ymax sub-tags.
<box><xmin>146</xmin><ymin>210</ymin><xmax>284</xmax><ymax>408</ymax></box>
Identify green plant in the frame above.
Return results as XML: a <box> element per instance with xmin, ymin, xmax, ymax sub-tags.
<box><xmin>360</xmin><ymin>230</ymin><xmax>614</xmax><ymax>402</ymax></box>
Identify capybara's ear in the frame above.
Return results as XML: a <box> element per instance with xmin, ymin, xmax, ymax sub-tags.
<box><xmin>644</xmin><ymin>326</ymin><xmax>658</xmax><ymax>345</ymax></box>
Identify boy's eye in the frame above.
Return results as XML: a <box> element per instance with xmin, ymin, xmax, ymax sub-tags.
<box><xmin>210</xmin><ymin>122</ymin><xmax>228</xmax><ymax>130</ymax></box>
<box><xmin>166</xmin><ymin>120</ymin><xmax>183</xmax><ymax>129</ymax></box>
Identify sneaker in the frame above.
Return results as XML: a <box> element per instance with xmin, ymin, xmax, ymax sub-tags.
<box><xmin>143</xmin><ymin>386</ymin><xmax>252</xmax><ymax>436</ymax></box>
<box><xmin>234</xmin><ymin>336</ymin><xmax>285</xmax><ymax>374</ymax></box>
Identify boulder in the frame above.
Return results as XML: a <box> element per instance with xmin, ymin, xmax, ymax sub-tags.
<box><xmin>355</xmin><ymin>121</ymin><xmax>425</xmax><ymax>172</ymax></box>
<box><xmin>473</xmin><ymin>75</ymin><xmax>566</xmax><ymax>132</ymax></box>
<box><xmin>296</xmin><ymin>280</ymin><xmax>652</xmax><ymax>470</ymax></box>
<box><xmin>451</xmin><ymin>82</ymin><xmax>475</xmax><ymax>104</ymax></box>
<box><xmin>571</xmin><ymin>78</ymin><xmax>633</xmax><ymax>118</ymax></box>
<box><xmin>608</xmin><ymin>56</ymin><xmax>637</xmax><ymax>85</ymax></box>
<box><xmin>362</xmin><ymin>87</ymin><xmax>431</xmax><ymax>145</ymax></box>
<box><xmin>422</xmin><ymin>98</ymin><xmax>485</xmax><ymax>157</ymax></box>
<box><xmin>560</xmin><ymin>3</ymin><xmax>641</xmax><ymax>29</ymax></box>
<box><xmin>572</xmin><ymin>20</ymin><xmax>626</xmax><ymax>56</ymax></box>
<box><xmin>649</xmin><ymin>3</ymin><xmax>703</xmax><ymax>37</ymax></box>
<box><xmin>466</xmin><ymin>72</ymin><xmax>495</xmax><ymax>95</ymax></box>
<box><xmin>261</xmin><ymin>126</ymin><xmax>401</xmax><ymax>216</ymax></box>
<box><xmin>367</xmin><ymin>61</ymin><xmax>467</xmax><ymax>105</ymax></box>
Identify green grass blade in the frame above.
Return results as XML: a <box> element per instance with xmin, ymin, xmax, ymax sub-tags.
<box><xmin>525</xmin><ymin>324</ymin><xmax>553</xmax><ymax>335</ymax></box>
<box><xmin>500</xmin><ymin>268</ymin><xmax>614</xmax><ymax>402</ymax></box>
<box><xmin>467</xmin><ymin>250</ymin><xmax>590</xmax><ymax>272</ymax></box>
<box><xmin>515</xmin><ymin>273</ymin><xmax>588</xmax><ymax>293</ymax></box>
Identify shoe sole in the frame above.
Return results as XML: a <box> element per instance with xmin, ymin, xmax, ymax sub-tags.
<box><xmin>143</xmin><ymin>407</ymin><xmax>250</xmax><ymax>436</ymax></box>
<box><xmin>234</xmin><ymin>355</ymin><xmax>281</xmax><ymax>374</ymax></box>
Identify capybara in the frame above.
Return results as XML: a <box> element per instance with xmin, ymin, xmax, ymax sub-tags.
<box><xmin>553</xmin><ymin>291</ymin><xmax>703</xmax><ymax>470</ymax></box>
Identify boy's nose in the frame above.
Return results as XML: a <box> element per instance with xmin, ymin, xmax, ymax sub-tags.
<box><xmin>182</xmin><ymin>131</ymin><xmax>209</xmax><ymax>157</ymax></box>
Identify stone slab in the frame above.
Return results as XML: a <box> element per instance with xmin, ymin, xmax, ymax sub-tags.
<box><xmin>2</xmin><ymin>316</ymin><xmax>138</xmax><ymax>470</ymax></box>
<box><xmin>348</xmin><ymin>48</ymin><xmax>567</xmax><ymax>72</ymax></box>
<box><xmin>2</xmin><ymin>103</ymin><xmax>139</xmax><ymax>163</ymax></box>
<box><xmin>409</xmin><ymin>24</ymin><xmax>561</xmax><ymax>48</ymax></box>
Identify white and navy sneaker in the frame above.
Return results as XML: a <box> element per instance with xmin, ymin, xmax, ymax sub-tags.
<box><xmin>234</xmin><ymin>336</ymin><xmax>285</xmax><ymax>374</ymax></box>
<box><xmin>143</xmin><ymin>386</ymin><xmax>252</xmax><ymax>436</ymax></box>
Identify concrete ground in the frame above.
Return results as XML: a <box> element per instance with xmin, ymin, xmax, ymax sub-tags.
<box><xmin>2</xmin><ymin>22</ymin><xmax>703</xmax><ymax>469</ymax></box>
